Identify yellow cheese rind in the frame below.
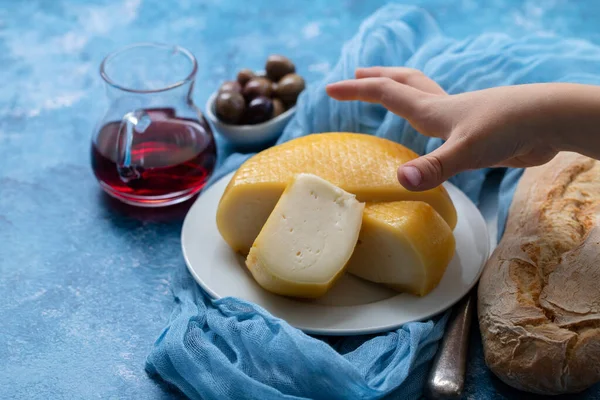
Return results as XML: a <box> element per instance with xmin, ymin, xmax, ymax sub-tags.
<box><xmin>246</xmin><ymin>251</ymin><xmax>348</xmax><ymax>299</ymax></box>
<box><xmin>217</xmin><ymin>133</ymin><xmax>457</xmax><ymax>254</ymax></box>
<box><xmin>346</xmin><ymin>201</ymin><xmax>455</xmax><ymax>296</ymax></box>
<box><xmin>245</xmin><ymin>173</ymin><xmax>364</xmax><ymax>299</ymax></box>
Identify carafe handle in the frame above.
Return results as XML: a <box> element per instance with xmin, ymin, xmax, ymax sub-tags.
<box><xmin>116</xmin><ymin>110</ymin><xmax>151</xmax><ymax>183</ymax></box>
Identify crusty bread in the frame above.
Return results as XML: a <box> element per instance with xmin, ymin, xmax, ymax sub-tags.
<box><xmin>478</xmin><ymin>152</ymin><xmax>600</xmax><ymax>395</ymax></box>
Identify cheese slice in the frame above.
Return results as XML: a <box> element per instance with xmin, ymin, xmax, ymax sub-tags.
<box><xmin>245</xmin><ymin>173</ymin><xmax>364</xmax><ymax>299</ymax></box>
<box><xmin>217</xmin><ymin>132</ymin><xmax>457</xmax><ymax>254</ymax></box>
<box><xmin>346</xmin><ymin>201</ymin><xmax>455</xmax><ymax>297</ymax></box>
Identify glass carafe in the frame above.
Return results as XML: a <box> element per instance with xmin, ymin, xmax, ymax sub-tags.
<box><xmin>91</xmin><ymin>43</ymin><xmax>216</xmax><ymax>207</ymax></box>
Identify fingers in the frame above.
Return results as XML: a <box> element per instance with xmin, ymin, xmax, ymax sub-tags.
<box><xmin>397</xmin><ymin>139</ymin><xmax>470</xmax><ymax>191</ymax></box>
<box><xmin>355</xmin><ymin>67</ymin><xmax>446</xmax><ymax>96</ymax></box>
<box><xmin>325</xmin><ymin>77</ymin><xmax>428</xmax><ymax>119</ymax></box>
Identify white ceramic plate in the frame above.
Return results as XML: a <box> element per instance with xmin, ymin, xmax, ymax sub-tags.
<box><xmin>182</xmin><ymin>172</ymin><xmax>490</xmax><ymax>336</ymax></box>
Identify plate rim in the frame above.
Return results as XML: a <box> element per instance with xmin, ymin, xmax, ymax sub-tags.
<box><xmin>181</xmin><ymin>172</ymin><xmax>490</xmax><ymax>335</ymax></box>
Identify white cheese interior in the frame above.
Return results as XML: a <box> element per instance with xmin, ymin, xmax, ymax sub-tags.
<box><xmin>347</xmin><ymin>228</ymin><xmax>424</xmax><ymax>287</ymax></box>
<box><xmin>256</xmin><ymin>173</ymin><xmax>364</xmax><ymax>284</ymax></box>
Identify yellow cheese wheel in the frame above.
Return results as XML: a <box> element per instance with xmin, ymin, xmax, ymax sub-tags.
<box><xmin>347</xmin><ymin>201</ymin><xmax>455</xmax><ymax>296</ymax></box>
<box><xmin>217</xmin><ymin>132</ymin><xmax>457</xmax><ymax>254</ymax></box>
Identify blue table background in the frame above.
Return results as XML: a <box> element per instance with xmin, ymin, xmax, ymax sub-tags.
<box><xmin>1</xmin><ymin>1</ymin><xmax>600</xmax><ymax>399</ymax></box>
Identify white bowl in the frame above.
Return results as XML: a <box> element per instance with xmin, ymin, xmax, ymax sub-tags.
<box><xmin>205</xmin><ymin>91</ymin><xmax>296</xmax><ymax>147</ymax></box>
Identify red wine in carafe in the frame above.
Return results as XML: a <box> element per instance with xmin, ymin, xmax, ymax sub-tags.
<box><xmin>91</xmin><ymin>108</ymin><xmax>216</xmax><ymax>200</ymax></box>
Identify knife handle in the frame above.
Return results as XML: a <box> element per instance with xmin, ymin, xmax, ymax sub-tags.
<box><xmin>424</xmin><ymin>290</ymin><xmax>475</xmax><ymax>399</ymax></box>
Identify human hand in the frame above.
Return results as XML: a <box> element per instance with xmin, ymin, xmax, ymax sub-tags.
<box><xmin>326</xmin><ymin>67</ymin><xmax>560</xmax><ymax>191</ymax></box>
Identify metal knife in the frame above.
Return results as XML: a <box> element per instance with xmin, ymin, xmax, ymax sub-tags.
<box><xmin>424</xmin><ymin>289</ymin><xmax>476</xmax><ymax>399</ymax></box>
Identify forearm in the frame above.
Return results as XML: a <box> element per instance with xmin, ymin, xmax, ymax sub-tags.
<box><xmin>465</xmin><ymin>83</ymin><xmax>600</xmax><ymax>161</ymax></box>
<box><xmin>486</xmin><ymin>83</ymin><xmax>600</xmax><ymax>160</ymax></box>
<box><xmin>542</xmin><ymin>83</ymin><xmax>600</xmax><ymax>159</ymax></box>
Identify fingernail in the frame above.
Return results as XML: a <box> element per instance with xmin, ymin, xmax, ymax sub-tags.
<box><xmin>402</xmin><ymin>166</ymin><xmax>422</xmax><ymax>187</ymax></box>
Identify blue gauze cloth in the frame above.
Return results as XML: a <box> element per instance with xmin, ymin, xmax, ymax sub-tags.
<box><xmin>146</xmin><ymin>4</ymin><xmax>600</xmax><ymax>399</ymax></box>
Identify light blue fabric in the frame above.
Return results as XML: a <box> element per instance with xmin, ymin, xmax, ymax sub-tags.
<box><xmin>146</xmin><ymin>4</ymin><xmax>600</xmax><ymax>399</ymax></box>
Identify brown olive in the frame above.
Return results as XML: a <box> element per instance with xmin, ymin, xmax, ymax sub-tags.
<box><xmin>254</xmin><ymin>71</ymin><xmax>268</xmax><ymax>79</ymax></box>
<box><xmin>218</xmin><ymin>80</ymin><xmax>242</xmax><ymax>94</ymax></box>
<box><xmin>265</xmin><ymin>55</ymin><xmax>295</xmax><ymax>82</ymax></box>
<box><xmin>272</xmin><ymin>98</ymin><xmax>285</xmax><ymax>118</ymax></box>
<box><xmin>236</xmin><ymin>69</ymin><xmax>255</xmax><ymax>87</ymax></box>
<box><xmin>242</xmin><ymin>77</ymin><xmax>273</xmax><ymax>101</ymax></box>
<box><xmin>274</xmin><ymin>73</ymin><xmax>305</xmax><ymax>106</ymax></box>
<box><xmin>215</xmin><ymin>91</ymin><xmax>245</xmax><ymax>124</ymax></box>
<box><xmin>243</xmin><ymin>96</ymin><xmax>274</xmax><ymax>125</ymax></box>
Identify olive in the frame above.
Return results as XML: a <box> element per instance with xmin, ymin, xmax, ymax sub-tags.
<box><xmin>242</xmin><ymin>77</ymin><xmax>273</xmax><ymax>101</ymax></box>
<box><xmin>274</xmin><ymin>73</ymin><xmax>305</xmax><ymax>106</ymax></box>
<box><xmin>215</xmin><ymin>91</ymin><xmax>245</xmax><ymax>124</ymax></box>
<box><xmin>272</xmin><ymin>98</ymin><xmax>285</xmax><ymax>118</ymax></box>
<box><xmin>218</xmin><ymin>80</ymin><xmax>242</xmax><ymax>94</ymax></box>
<box><xmin>255</xmin><ymin>70</ymin><xmax>268</xmax><ymax>79</ymax></box>
<box><xmin>265</xmin><ymin>55</ymin><xmax>295</xmax><ymax>82</ymax></box>
<box><xmin>236</xmin><ymin>69</ymin><xmax>255</xmax><ymax>87</ymax></box>
<box><xmin>243</xmin><ymin>96</ymin><xmax>274</xmax><ymax>125</ymax></box>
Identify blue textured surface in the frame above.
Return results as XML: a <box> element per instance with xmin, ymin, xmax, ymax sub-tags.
<box><xmin>2</xmin><ymin>1</ymin><xmax>600</xmax><ymax>399</ymax></box>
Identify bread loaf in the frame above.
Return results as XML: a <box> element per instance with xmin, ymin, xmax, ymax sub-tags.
<box><xmin>478</xmin><ymin>152</ymin><xmax>600</xmax><ymax>395</ymax></box>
